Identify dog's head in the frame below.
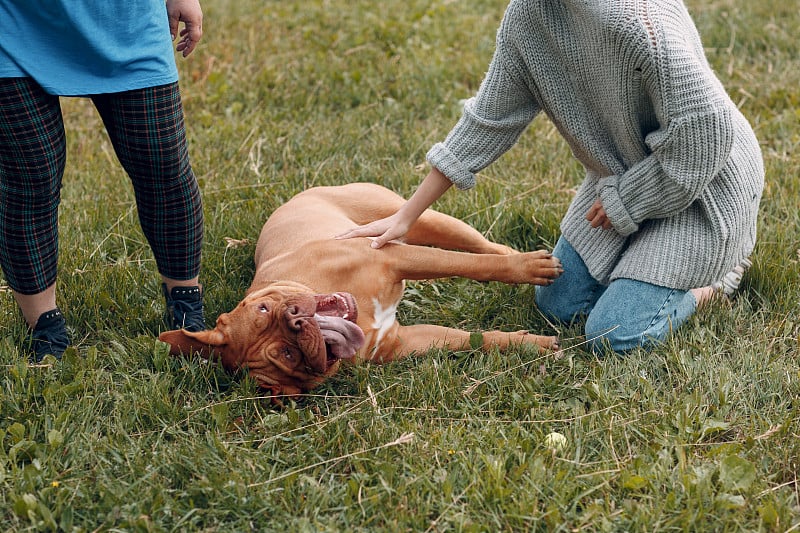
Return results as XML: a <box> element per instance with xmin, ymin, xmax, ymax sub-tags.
<box><xmin>158</xmin><ymin>281</ymin><xmax>365</xmax><ymax>400</ymax></box>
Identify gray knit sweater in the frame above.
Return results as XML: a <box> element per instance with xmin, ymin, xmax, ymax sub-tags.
<box><xmin>427</xmin><ymin>0</ymin><xmax>764</xmax><ymax>289</ymax></box>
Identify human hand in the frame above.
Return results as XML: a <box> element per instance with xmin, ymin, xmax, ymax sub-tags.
<box><xmin>337</xmin><ymin>168</ymin><xmax>453</xmax><ymax>249</ymax></box>
<box><xmin>167</xmin><ymin>0</ymin><xmax>203</xmax><ymax>57</ymax></box>
<box><xmin>586</xmin><ymin>199</ymin><xmax>612</xmax><ymax>230</ymax></box>
<box><xmin>335</xmin><ymin>212</ymin><xmax>414</xmax><ymax>249</ymax></box>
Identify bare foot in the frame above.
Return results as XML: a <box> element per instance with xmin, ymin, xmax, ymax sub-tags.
<box><xmin>691</xmin><ymin>286</ymin><xmax>715</xmax><ymax>308</ymax></box>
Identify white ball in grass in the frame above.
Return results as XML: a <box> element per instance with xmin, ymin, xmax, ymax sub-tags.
<box><xmin>544</xmin><ymin>432</ymin><xmax>568</xmax><ymax>452</ymax></box>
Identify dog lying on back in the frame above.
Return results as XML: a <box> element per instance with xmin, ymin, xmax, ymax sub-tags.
<box><xmin>159</xmin><ymin>183</ymin><xmax>562</xmax><ymax>400</ymax></box>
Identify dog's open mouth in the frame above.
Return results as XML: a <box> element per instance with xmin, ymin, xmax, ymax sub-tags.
<box><xmin>315</xmin><ymin>292</ymin><xmax>358</xmax><ymax>322</ymax></box>
<box><xmin>313</xmin><ymin>292</ymin><xmax>365</xmax><ymax>366</ymax></box>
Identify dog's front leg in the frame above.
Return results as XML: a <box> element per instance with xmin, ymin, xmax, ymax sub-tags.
<box><xmin>380</xmin><ymin>244</ymin><xmax>563</xmax><ymax>286</ymax></box>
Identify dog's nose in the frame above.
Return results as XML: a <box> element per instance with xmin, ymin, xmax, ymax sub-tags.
<box><xmin>285</xmin><ymin>305</ymin><xmax>304</xmax><ymax>331</ymax></box>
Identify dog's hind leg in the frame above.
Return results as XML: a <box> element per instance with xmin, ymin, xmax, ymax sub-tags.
<box><xmin>323</xmin><ymin>183</ymin><xmax>527</xmax><ymax>254</ymax></box>
<box><xmin>405</xmin><ymin>209</ymin><xmax>518</xmax><ymax>255</ymax></box>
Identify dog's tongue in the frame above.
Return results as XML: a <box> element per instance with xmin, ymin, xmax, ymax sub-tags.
<box><xmin>314</xmin><ymin>314</ymin><xmax>365</xmax><ymax>359</ymax></box>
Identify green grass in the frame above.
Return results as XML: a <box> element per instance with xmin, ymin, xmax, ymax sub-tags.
<box><xmin>2</xmin><ymin>0</ymin><xmax>799</xmax><ymax>530</ymax></box>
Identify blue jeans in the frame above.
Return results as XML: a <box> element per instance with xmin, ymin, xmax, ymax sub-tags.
<box><xmin>535</xmin><ymin>237</ymin><xmax>698</xmax><ymax>353</ymax></box>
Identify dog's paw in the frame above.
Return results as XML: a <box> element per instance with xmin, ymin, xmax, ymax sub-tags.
<box><xmin>517</xmin><ymin>331</ymin><xmax>560</xmax><ymax>352</ymax></box>
<box><xmin>483</xmin><ymin>330</ymin><xmax>560</xmax><ymax>352</ymax></box>
<box><xmin>542</xmin><ymin>335</ymin><xmax>560</xmax><ymax>351</ymax></box>
<box><xmin>515</xmin><ymin>250</ymin><xmax>564</xmax><ymax>285</ymax></box>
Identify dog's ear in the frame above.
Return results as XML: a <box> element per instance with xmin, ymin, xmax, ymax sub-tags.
<box><xmin>158</xmin><ymin>329</ymin><xmax>226</xmax><ymax>360</ymax></box>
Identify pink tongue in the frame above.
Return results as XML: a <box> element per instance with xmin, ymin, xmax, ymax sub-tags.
<box><xmin>314</xmin><ymin>314</ymin><xmax>365</xmax><ymax>358</ymax></box>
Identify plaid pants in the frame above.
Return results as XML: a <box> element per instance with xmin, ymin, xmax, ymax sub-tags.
<box><xmin>0</xmin><ymin>78</ymin><xmax>203</xmax><ymax>295</ymax></box>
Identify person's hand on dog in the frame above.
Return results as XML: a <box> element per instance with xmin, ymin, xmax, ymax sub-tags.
<box><xmin>336</xmin><ymin>212</ymin><xmax>415</xmax><ymax>249</ymax></box>
<box><xmin>586</xmin><ymin>199</ymin><xmax>613</xmax><ymax>230</ymax></box>
<box><xmin>337</xmin><ymin>167</ymin><xmax>453</xmax><ymax>249</ymax></box>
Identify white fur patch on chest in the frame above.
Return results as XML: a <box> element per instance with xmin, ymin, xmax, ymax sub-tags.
<box><xmin>371</xmin><ymin>297</ymin><xmax>398</xmax><ymax>351</ymax></box>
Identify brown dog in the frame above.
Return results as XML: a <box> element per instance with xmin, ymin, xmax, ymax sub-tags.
<box><xmin>159</xmin><ymin>183</ymin><xmax>562</xmax><ymax>399</ymax></box>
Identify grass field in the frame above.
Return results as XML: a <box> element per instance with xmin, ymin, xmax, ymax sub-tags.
<box><xmin>2</xmin><ymin>0</ymin><xmax>799</xmax><ymax>530</ymax></box>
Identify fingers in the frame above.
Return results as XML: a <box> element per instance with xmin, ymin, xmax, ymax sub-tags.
<box><xmin>370</xmin><ymin>234</ymin><xmax>391</xmax><ymax>250</ymax></box>
<box><xmin>367</xmin><ymin>229</ymin><xmax>399</xmax><ymax>249</ymax></box>
<box><xmin>587</xmin><ymin>210</ymin><xmax>604</xmax><ymax>228</ymax></box>
<box><xmin>176</xmin><ymin>26</ymin><xmax>201</xmax><ymax>57</ymax></box>
<box><xmin>588</xmin><ymin>211</ymin><xmax>611</xmax><ymax>229</ymax></box>
<box><xmin>335</xmin><ymin>215</ymin><xmax>409</xmax><ymax>249</ymax></box>
<box><xmin>335</xmin><ymin>225</ymin><xmax>376</xmax><ymax>240</ymax></box>
<box><xmin>335</xmin><ymin>225</ymin><xmax>391</xmax><ymax>249</ymax></box>
<box><xmin>176</xmin><ymin>21</ymin><xmax>203</xmax><ymax>56</ymax></box>
<box><xmin>168</xmin><ymin>17</ymin><xmax>179</xmax><ymax>41</ymax></box>
<box><xmin>586</xmin><ymin>199</ymin><xmax>615</xmax><ymax>230</ymax></box>
<box><xmin>168</xmin><ymin>0</ymin><xmax>203</xmax><ymax>57</ymax></box>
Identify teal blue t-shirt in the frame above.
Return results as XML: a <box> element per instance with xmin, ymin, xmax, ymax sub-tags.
<box><xmin>0</xmin><ymin>0</ymin><xmax>179</xmax><ymax>95</ymax></box>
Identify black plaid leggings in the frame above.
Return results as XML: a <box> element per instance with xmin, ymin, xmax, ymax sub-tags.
<box><xmin>0</xmin><ymin>78</ymin><xmax>203</xmax><ymax>295</ymax></box>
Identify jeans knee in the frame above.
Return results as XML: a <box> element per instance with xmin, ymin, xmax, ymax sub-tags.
<box><xmin>585</xmin><ymin>314</ymin><xmax>663</xmax><ymax>354</ymax></box>
<box><xmin>535</xmin><ymin>285</ymin><xmax>579</xmax><ymax>324</ymax></box>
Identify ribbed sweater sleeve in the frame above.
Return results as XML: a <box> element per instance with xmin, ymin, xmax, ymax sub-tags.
<box><xmin>597</xmin><ymin>103</ymin><xmax>734</xmax><ymax>236</ymax></box>
<box><xmin>592</xmin><ymin>0</ymin><xmax>738</xmax><ymax>237</ymax></box>
<box><xmin>426</xmin><ymin>45</ymin><xmax>541</xmax><ymax>190</ymax></box>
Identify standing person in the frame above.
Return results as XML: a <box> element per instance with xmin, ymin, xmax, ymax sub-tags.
<box><xmin>337</xmin><ymin>0</ymin><xmax>764</xmax><ymax>353</ymax></box>
<box><xmin>0</xmin><ymin>0</ymin><xmax>207</xmax><ymax>362</ymax></box>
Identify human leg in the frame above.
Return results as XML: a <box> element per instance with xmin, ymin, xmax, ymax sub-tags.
<box><xmin>535</xmin><ymin>236</ymin><xmax>606</xmax><ymax>323</ymax></box>
<box><xmin>585</xmin><ymin>279</ymin><xmax>698</xmax><ymax>353</ymax></box>
<box><xmin>0</xmin><ymin>77</ymin><xmax>70</xmax><ymax>359</ymax></box>
<box><xmin>91</xmin><ymin>83</ymin><xmax>204</xmax><ymax>330</ymax></box>
<box><xmin>536</xmin><ymin>234</ymin><xmax>751</xmax><ymax>353</ymax></box>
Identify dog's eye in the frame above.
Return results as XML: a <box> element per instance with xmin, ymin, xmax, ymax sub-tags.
<box><xmin>258</xmin><ymin>304</ymin><xmax>269</xmax><ymax>313</ymax></box>
<box><xmin>282</xmin><ymin>348</ymin><xmax>293</xmax><ymax>360</ymax></box>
